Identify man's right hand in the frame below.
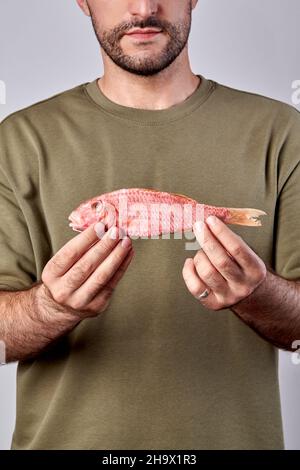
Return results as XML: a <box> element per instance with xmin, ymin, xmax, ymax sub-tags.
<box><xmin>40</xmin><ymin>223</ymin><xmax>134</xmax><ymax>318</ymax></box>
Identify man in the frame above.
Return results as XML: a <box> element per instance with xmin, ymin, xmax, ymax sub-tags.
<box><xmin>0</xmin><ymin>0</ymin><xmax>299</xmax><ymax>450</ymax></box>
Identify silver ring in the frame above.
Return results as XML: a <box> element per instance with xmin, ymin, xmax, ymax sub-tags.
<box><xmin>197</xmin><ymin>288</ymin><xmax>210</xmax><ymax>300</ymax></box>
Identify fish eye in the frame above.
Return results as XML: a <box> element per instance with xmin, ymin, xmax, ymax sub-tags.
<box><xmin>91</xmin><ymin>201</ymin><xmax>104</xmax><ymax>215</ymax></box>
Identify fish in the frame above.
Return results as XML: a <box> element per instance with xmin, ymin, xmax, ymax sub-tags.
<box><xmin>68</xmin><ymin>188</ymin><xmax>267</xmax><ymax>237</ymax></box>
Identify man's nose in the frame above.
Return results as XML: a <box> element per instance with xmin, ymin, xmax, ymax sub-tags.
<box><xmin>128</xmin><ymin>0</ymin><xmax>159</xmax><ymax>18</ymax></box>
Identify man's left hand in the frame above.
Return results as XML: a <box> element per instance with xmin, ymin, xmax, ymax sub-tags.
<box><xmin>182</xmin><ymin>216</ymin><xmax>267</xmax><ymax>310</ymax></box>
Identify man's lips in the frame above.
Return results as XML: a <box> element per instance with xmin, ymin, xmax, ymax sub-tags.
<box><xmin>125</xmin><ymin>29</ymin><xmax>163</xmax><ymax>40</ymax></box>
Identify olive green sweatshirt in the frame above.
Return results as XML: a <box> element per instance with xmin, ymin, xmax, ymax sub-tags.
<box><xmin>0</xmin><ymin>74</ymin><xmax>300</xmax><ymax>450</ymax></box>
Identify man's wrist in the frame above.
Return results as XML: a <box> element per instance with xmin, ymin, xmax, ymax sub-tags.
<box><xmin>33</xmin><ymin>282</ymin><xmax>82</xmax><ymax>325</ymax></box>
<box><xmin>230</xmin><ymin>268</ymin><xmax>272</xmax><ymax>316</ymax></box>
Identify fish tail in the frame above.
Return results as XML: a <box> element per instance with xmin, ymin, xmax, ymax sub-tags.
<box><xmin>226</xmin><ymin>208</ymin><xmax>267</xmax><ymax>227</ymax></box>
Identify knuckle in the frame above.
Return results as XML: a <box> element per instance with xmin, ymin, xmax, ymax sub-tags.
<box><xmin>86</xmin><ymin>280</ymin><xmax>107</xmax><ymax>299</ymax></box>
<box><xmin>231</xmin><ymin>244</ymin><xmax>243</xmax><ymax>258</ymax></box>
<box><xmin>64</xmin><ymin>277</ymin><xmax>77</xmax><ymax>291</ymax></box>
<box><xmin>240</xmin><ymin>286</ymin><xmax>252</xmax><ymax>298</ymax></box>
<box><xmin>213</xmin><ymin>304</ymin><xmax>224</xmax><ymax>311</ymax></box>
<box><xmin>50</xmin><ymin>256</ymin><xmax>65</xmax><ymax>272</ymax></box>
<box><xmin>93</xmin><ymin>272</ymin><xmax>108</xmax><ymax>289</ymax></box>
<box><xmin>206</xmin><ymin>243</ymin><xmax>216</xmax><ymax>253</ymax></box>
<box><xmin>103</xmin><ymin>285</ymin><xmax>115</xmax><ymax>297</ymax></box>
<box><xmin>216</xmin><ymin>293</ymin><xmax>237</xmax><ymax>310</ymax></box>
<box><xmin>217</xmin><ymin>259</ymin><xmax>237</xmax><ymax>280</ymax></box>
<box><xmin>92</xmin><ymin>244</ymin><xmax>105</xmax><ymax>258</ymax></box>
<box><xmin>226</xmin><ymin>294</ymin><xmax>239</xmax><ymax>306</ymax></box>
<box><xmin>113</xmin><ymin>247</ymin><xmax>126</xmax><ymax>264</ymax></box>
<box><xmin>84</xmin><ymin>228</ymin><xmax>98</xmax><ymax>244</ymax></box>
<box><xmin>201</xmin><ymin>235</ymin><xmax>209</xmax><ymax>246</ymax></box>
<box><xmin>190</xmin><ymin>285</ymin><xmax>201</xmax><ymax>297</ymax></box>
<box><xmin>251</xmin><ymin>272</ymin><xmax>262</xmax><ymax>286</ymax></box>
<box><xmin>52</xmin><ymin>288</ymin><xmax>67</xmax><ymax>305</ymax></box>
<box><xmin>69</xmin><ymin>298</ymin><xmax>85</xmax><ymax>311</ymax></box>
<box><xmin>202</xmin><ymin>267</ymin><xmax>216</xmax><ymax>282</ymax></box>
<box><xmin>217</xmin><ymin>257</ymin><xmax>231</xmax><ymax>271</ymax></box>
<box><xmin>80</xmin><ymin>306</ymin><xmax>98</xmax><ymax>318</ymax></box>
<box><xmin>86</xmin><ymin>286</ymin><xmax>101</xmax><ymax>302</ymax></box>
<box><xmin>68</xmin><ymin>264</ymin><xmax>87</xmax><ymax>285</ymax></box>
<box><xmin>77</xmin><ymin>258</ymin><xmax>93</xmax><ymax>275</ymax></box>
<box><xmin>99</xmin><ymin>238</ymin><xmax>114</xmax><ymax>253</ymax></box>
<box><xmin>193</xmin><ymin>256</ymin><xmax>202</xmax><ymax>270</ymax></box>
<box><xmin>41</xmin><ymin>270</ymin><xmax>50</xmax><ymax>285</ymax></box>
<box><xmin>213</xmin><ymin>225</ymin><xmax>223</xmax><ymax>237</ymax></box>
<box><xmin>62</xmin><ymin>246</ymin><xmax>75</xmax><ymax>260</ymax></box>
<box><xmin>206</xmin><ymin>296</ymin><xmax>220</xmax><ymax>310</ymax></box>
<box><xmin>92</xmin><ymin>296</ymin><xmax>111</xmax><ymax>314</ymax></box>
<box><xmin>257</xmin><ymin>262</ymin><xmax>267</xmax><ymax>281</ymax></box>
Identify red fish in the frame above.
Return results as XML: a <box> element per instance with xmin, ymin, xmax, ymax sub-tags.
<box><xmin>68</xmin><ymin>188</ymin><xmax>266</xmax><ymax>237</ymax></box>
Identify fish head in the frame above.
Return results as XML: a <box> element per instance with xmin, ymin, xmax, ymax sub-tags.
<box><xmin>68</xmin><ymin>197</ymin><xmax>117</xmax><ymax>232</ymax></box>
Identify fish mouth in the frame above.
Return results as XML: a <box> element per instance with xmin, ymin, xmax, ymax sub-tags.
<box><xmin>68</xmin><ymin>212</ymin><xmax>84</xmax><ymax>232</ymax></box>
<box><xmin>68</xmin><ymin>221</ymin><xmax>83</xmax><ymax>232</ymax></box>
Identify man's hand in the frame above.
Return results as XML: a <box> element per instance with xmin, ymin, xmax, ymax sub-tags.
<box><xmin>0</xmin><ymin>223</ymin><xmax>134</xmax><ymax>363</ymax></box>
<box><xmin>182</xmin><ymin>215</ymin><xmax>267</xmax><ymax>311</ymax></box>
<box><xmin>40</xmin><ymin>223</ymin><xmax>134</xmax><ymax>318</ymax></box>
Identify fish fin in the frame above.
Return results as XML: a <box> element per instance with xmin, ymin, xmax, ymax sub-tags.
<box><xmin>172</xmin><ymin>191</ymin><xmax>195</xmax><ymax>200</ymax></box>
<box><xmin>226</xmin><ymin>208</ymin><xmax>267</xmax><ymax>227</ymax></box>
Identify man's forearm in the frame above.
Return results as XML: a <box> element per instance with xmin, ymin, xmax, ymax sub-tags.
<box><xmin>0</xmin><ymin>283</ymin><xmax>80</xmax><ymax>363</ymax></box>
<box><xmin>231</xmin><ymin>269</ymin><xmax>300</xmax><ymax>351</ymax></box>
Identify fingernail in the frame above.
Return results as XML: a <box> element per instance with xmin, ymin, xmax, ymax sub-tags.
<box><xmin>207</xmin><ymin>215</ymin><xmax>217</xmax><ymax>226</ymax></box>
<box><xmin>108</xmin><ymin>226</ymin><xmax>119</xmax><ymax>240</ymax></box>
<box><xmin>118</xmin><ymin>226</ymin><xmax>127</xmax><ymax>239</ymax></box>
<box><xmin>194</xmin><ymin>221</ymin><xmax>204</xmax><ymax>232</ymax></box>
<box><xmin>95</xmin><ymin>222</ymin><xmax>105</xmax><ymax>239</ymax></box>
<box><xmin>121</xmin><ymin>236</ymin><xmax>132</xmax><ymax>248</ymax></box>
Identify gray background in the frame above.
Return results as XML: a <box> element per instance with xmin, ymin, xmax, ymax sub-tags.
<box><xmin>0</xmin><ymin>0</ymin><xmax>299</xmax><ymax>450</ymax></box>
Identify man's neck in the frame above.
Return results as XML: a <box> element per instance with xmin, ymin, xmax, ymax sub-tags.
<box><xmin>97</xmin><ymin>50</ymin><xmax>200</xmax><ymax>111</ymax></box>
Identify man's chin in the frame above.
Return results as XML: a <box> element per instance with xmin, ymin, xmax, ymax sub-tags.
<box><xmin>107</xmin><ymin>46</ymin><xmax>175</xmax><ymax>76</ymax></box>
<box><xmin>118</xmin><ymin>64</ymin><xmax>170</xmax><ymax>77</ymax></box>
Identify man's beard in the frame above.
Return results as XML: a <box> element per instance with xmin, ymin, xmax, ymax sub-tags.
<box><xmin>89</xmin><ymin>4</ymin><xmax>192</xmax><ymax>76</ymax></box>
